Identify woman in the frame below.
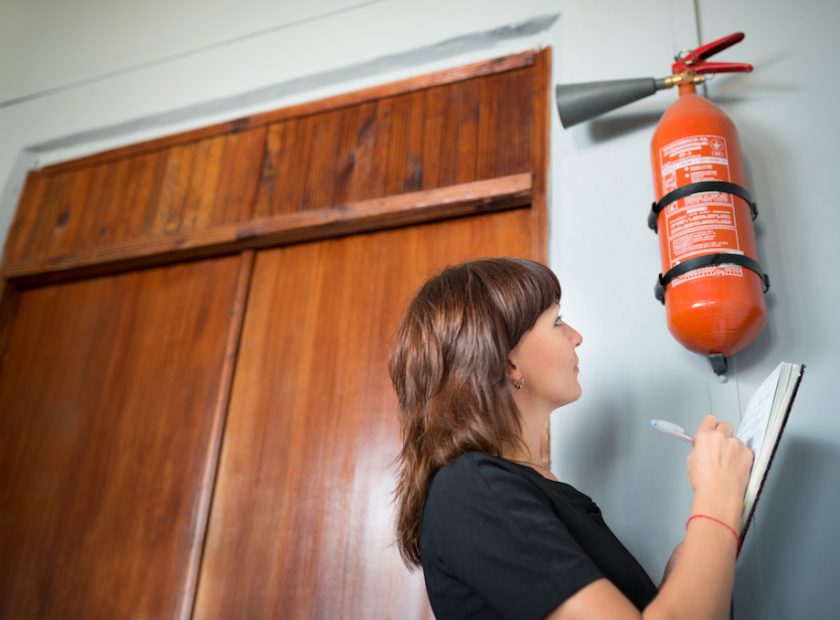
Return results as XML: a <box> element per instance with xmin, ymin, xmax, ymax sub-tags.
<box><xmin>388</xmin><ymin>257</ymin><xmax>753</xmax><ymax>619</ymax></box>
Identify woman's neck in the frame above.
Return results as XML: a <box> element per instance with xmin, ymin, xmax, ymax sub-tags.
<box><xmin>506</xmin><ymin>400</ymin><xmax>552</xmax><ymax>467</ymax></box>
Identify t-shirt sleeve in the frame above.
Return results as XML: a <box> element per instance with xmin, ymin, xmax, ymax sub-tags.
<box><xmin>422</xmin><ymin>456</ymin><xmax>605</xmax><ymax>619</ymax></box>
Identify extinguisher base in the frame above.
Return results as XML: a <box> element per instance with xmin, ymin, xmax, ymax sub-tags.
<box><xmin>708</xmin><ymin>353</ymin><xmax>728</xmax><ymax>376</ymax></box>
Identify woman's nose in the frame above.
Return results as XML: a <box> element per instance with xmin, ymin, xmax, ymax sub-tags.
<box><xmin>566</xmin><ymin>324</ymin><xmax>583</xmax><ymax>347</ymax></box>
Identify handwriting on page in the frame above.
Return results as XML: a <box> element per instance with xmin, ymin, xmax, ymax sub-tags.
<box><xmin>736</xmin><ymin>365</ymin><xmax>782</xmax><ymax>457</ymax></box>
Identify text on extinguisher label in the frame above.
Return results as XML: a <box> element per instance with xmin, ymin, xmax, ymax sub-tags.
<box><xmin>659</xmin><ymin>135</ymin><xmax>743</xmax><ymax>285</ymax></box>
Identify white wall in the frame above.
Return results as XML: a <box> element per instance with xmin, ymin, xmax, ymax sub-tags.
<box><xmin>554</xmin><ymin>2</ymin><xmax>840</xmax><ymax>618</ymax></box>
<box><xmin>695</xmin><ymin>2</ymin><xmax>839</xmax><ymax>617</ymax></box>
<box><xmin>1</xmin><ymin>1</ymin><xmax>837</xmax><ymax>617</ymax></box>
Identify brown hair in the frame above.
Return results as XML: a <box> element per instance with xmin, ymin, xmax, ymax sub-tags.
<box><xmin>388</xmin><ymin>257</ymin><xmax>561</xmax><ymax>568</ymax></box>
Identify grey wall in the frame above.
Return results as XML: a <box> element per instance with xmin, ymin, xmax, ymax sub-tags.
<box><xmin>697</xmin><ymin>1</ymin><xmax>839</xmax><ymax>617</ymax></box>
<box><xmin>554</xmin><ymin>1</ymin><xmax>839</xmax><ymax>617</ymax></box>
<box><xmin>1</xmin><ymin>1</ymin><xmax>836</xmax><ymax>617</ymax></box>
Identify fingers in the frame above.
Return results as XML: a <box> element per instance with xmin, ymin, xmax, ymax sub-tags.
<box><xmin>716</xmin><ymin>421</ymin><xmax>734</xmax><ymax>436</ymax></box>
<box><xmin>697</xmin><ymin>414</ymin><xmax>719</xmax><ymax>433</ymax></box>
<box><xmin>695</xmin><ymin>414</ymin><xmax>734</xmax><ymax>436</ymax></box>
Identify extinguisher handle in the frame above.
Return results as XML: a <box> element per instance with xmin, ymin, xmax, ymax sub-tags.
<box><xmin>692</xmin><ymin>62</ymin><xmax>754</xmax><ymax>75</ymax></box>
<box><xmin>672</xmin><ymin>32</ymin><xmax>753</xmax><ymax>75</ymax></box>
<box><xmin>692</xmin><ymin>32</ymin><xmax>744</xmax><ymax>61</ymax></box>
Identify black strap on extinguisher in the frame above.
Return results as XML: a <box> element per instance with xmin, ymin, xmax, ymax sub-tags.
<box><xmin>654</xmin><ymin>253</ymin><xmax>770</xmax><ymax>304</ymax></box>
<box><xmin>648</xmin><ymin>181</ymin><xmax>758</xmax><ymax>232</ymax></box>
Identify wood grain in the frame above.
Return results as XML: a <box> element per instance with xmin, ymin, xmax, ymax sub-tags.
<box><xmin>0</xmin><ymin>48</ymin><xmax>553</xmax><ymax>618</ymax></box>
<box><xmin>0</xmin><ymin>255</ymin><xmax>245</xmax><ymax>619</ymax></box>
<box><xmin>193</xmin><ymin>208</ymin><xmax>535</xmax><ymax>619</ymax></box>
<box><xmin>0</xmin><ymin>279</ymin><xmax>20</xmax><ymax>366</ymax></box>
<box><xmin>2</xmin><ymin>174</ymin><xmax>532</xmax><ymax>286</ymax></box>
<box><xmin>533</xmin><ymin>49</ymin><xmax>552</xmax><ymax>467</ymax></box>
<box><xmin>7</xmin><ymin>57</ymin><xmax>539</xmax><ymax>275</ymax></box>
<box><xmin>177</xmin><ymin>251</ymin><xmax>255</xmax><ymax>620</ymax></box>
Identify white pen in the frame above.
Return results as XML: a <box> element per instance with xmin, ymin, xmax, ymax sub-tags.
<box><xmin>650</xmin><ymin>419</ymin><xmax>694</xmax><ymax>443</ymax></box>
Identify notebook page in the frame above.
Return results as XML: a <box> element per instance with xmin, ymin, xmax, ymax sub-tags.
<box><xmin>735</xmin><ymin>363</ymin><xmax>783</xmax><ymax>457</ymax></box>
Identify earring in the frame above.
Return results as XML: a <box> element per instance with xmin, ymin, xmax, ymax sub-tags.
<box><xmin>513</xmin><ymin>377</ymin><xmax>524</xmax><ymax>390</ymax></box>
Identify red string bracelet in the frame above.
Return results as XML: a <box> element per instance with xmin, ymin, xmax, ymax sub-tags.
<box><xmin>686</xmin><ymin>514</ymin><xmax>741</xmax><ymax>550</ymax></box>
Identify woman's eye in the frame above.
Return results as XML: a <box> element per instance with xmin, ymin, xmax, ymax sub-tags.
<box><xmin>555</xmin><ymin>315</ymin><xmax>564</xmax><ymax>326</ymax></box>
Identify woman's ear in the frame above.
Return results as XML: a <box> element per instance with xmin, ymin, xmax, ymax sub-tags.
<box><xmin>506</xmin><ymin>358</ymin><xmax>519</xmax><ymax>380</ymax></box>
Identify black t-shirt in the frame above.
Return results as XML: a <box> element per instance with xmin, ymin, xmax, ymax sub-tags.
<box><xmin>420</xmin><ymin>452</ymin><xmax>657</xmax><ymax>619</ymax></box>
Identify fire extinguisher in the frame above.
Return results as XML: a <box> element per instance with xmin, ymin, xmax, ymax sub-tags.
<box><xmin>555</xmin><ymin>32</ymin><xmax>769</xmax><ymax>375</ymax></box>
<box><xmin>649</xmin><ymin>33</ymin><xmax>768</xmax><ymax>375</ymax></box>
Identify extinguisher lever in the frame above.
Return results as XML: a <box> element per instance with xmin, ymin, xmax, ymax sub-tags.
<box><xmin>692</xmin><ymin>61</ymin><xmax>753</xmax><ymax>75</ymax></box>
<box><xmin>690</xmin><ymin>32</ymin><xmax>744</xmax><ymax>61</ymax></box>
<box><xmin>672</xmin><ymin>31</ymin><xmax>753</xmax><ymax>75</ymax></box>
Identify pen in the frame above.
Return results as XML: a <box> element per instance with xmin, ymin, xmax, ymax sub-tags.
<box><xmin>650</xmin><ymin>419</ymin><xmax>694</xmax><ymax>443</ymax></box>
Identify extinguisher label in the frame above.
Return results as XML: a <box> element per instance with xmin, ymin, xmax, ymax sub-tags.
<box><xmin>659</xmin><ymin>135</ymin><xmax>742</xmax><ymax>285</ymax></box>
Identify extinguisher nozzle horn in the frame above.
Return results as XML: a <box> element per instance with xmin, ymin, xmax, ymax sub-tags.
<box><xmin>555</xmin><ymin>77</ymin><xmax>664</xmax><ymax>128</ymax></box>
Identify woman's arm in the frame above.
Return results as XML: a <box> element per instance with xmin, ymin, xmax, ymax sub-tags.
<box><xmin>547</xmin><ymin>415</ymin><xmax>753</xmax><ymax>620</ymax></box>
<box><xmin>660</xmin><ymin>542</ymin><xmax>683</xmax><ymax>586</ymax></box>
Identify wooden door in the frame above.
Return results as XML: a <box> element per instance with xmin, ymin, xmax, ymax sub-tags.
<box><xmin>1</xmin><ymin>48</ymin><xmax>549</xmax><ymax>618</ymax></box>
<box><xmin>193</xmin><ymin>208</ymin><xmax>533</xmax><ymax>618</ymax></box>
<box><xmin>0</xmin><ymin>255</ymin><xmax>249</xmax><ymax>619</ymax></box>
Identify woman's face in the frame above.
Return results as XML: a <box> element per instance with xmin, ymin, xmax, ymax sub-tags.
<box><xmin>508</xmin><ymin>302</ymin><xmax>583</xmax><ymax>410</ymax></box>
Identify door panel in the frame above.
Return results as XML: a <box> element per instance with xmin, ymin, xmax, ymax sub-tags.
<box><xmin>0</xmin><ymin>255</ymin><xmax>245</xmax><ymax>619</ymax></box>
<box><xmin>194</xmin><ymin>208</ymin><xmax>532</xmax><ymax>618</ymax></box>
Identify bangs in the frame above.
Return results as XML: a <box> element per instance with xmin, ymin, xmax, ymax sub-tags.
<box><xmin>465</xmin><ymin>258</ymin><xmax>561</xmax><ymax>347</ymax></box>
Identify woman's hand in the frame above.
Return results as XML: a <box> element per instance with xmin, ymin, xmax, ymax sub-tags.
<box><xmin>687</xmin><ymin>414</ymin><xmax>754</xmax><ymax>525</ymax></box>
<box><xmin>548</xmin><ymin>415</ymin><xmax>755</xmax><ymax>620</ymax></box>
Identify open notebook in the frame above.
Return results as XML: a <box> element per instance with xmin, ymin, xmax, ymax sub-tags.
<box><xmin>735</xmin><ymin>361</ymin><xmax>805</xmax><ymax>543</ymax></box>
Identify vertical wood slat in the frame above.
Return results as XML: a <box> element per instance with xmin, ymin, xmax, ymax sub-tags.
<box><xmin>286</xmin><ymin>115</ymin><xmax>318</xmax><ymax>212</ymax></box>
<box><xmin>4</xmin><ymin>171</ymin><xmax>45</xmax><ymax>263</ymax></box>
<box><xmin>370</xmin><ymin>97</ymin><xmax>395</xmax><ymax>201</ymax></box>
<box><xmin>477</xmin><ymin>72</ymin><xmax>500</xmax><ymax>180</ymax></box>
<box><xmin>455</xmin><ymin>78</ymin><xmax>481</xmax><ymax>184</ymax></box>
<box><xmin>420</xmin><ymin>86</ymin><xmax>445</xmax><ymax>191</ymax></box>
<box><xmin>182</xmin><ymin>135</ymin><xmax>225</xmax><ymax>233</ymax></box>
<box><xmin>531</xmin><ymin>50</ymin><xmax>550</xmax><ymax>269</ymax></box>
<box><xmin>401</xmin><ymin>90</ymin><xmax>426</xmax><ymax>193</ymax></box>
<box><xmin>253</xmin><ymin>121</ymin><xmax>294</xmax><ymax>218</ymax></box>
<box><xmin>22</xmin><ymin>172</ymin><xmax>74</xmax><ymax>261</ymax></box>
<box><xmin>177</xmin><ymin>127</ymin><xmax>267</xmax><ymax>229</ymax></box>
<box><xmin>253</xmin><ymin>116</ymin><xmax>316</xmax><ymax>216</ymax></box>
<box><xmin>383</xmin><ymin>92</ymin><xmax>412</xmax><ymax>196</ymax></box>
<box><xmin>91</xmin><ymin>157</ymin><xmax>133</xmax><ymax>246</ymax></box>
<box><xmin>502</xmin><ymin>66</ymin><xmax>536</xmax><ymax>177</ymax></box>
<box><xmin>305</xmin><ymin>106</ymin><xmax>343</xmax><ymax>210</ymax></box>
<box><xmin>121</xmin><ymin>150</ymin><xmax>168</xmax><ymax>244</ymax></box>
<box><xmin>179</xmin><ymin>251</ymin><xmax>255</xmax><ymax>620</ymax></box>
<box><xmin>436</xmin><ymin>81</ymin><xmax>461</xmax><ymax>188</ymax></box>
<box><xmin>331</xmin><ymin>102</ymin><xmax>371</xmax><ymax>205</ymax></box>
<box><xmin>154</xmin><ymin>142</ymin><xmax>198</xmax><ymax>236</ymax></box>
<box><xmin>215</xmin><ymin>127</ymin><xmax>266</xmax><ymax>226</ymax></box>
<box><xmin>0</xmin><ymin>279</ymin><xmax>21</xmax><ymax>367</ymax></box>
<box><xmin>44</xmin><ymin>166</ymin><xmax>90</xmax><ymax>257</ymax></box>
<box><xmin>75</xmin><ymin>159</ymin><xmax>119</xmax><ymax>252</ymax></box>
<box><xmin>532</xmin><ymin>49</ymin><xmax>552</xmax><ymax>467</ymax></box>
<box><xmin>342</xmin><ymin>102</ymin><xmax>379</xmax><ymax>204</ymax></box>
<box><xmin>0</xmin><ymin>255</ymin><xmax>246</xmax><ymax>619</ymax></box>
